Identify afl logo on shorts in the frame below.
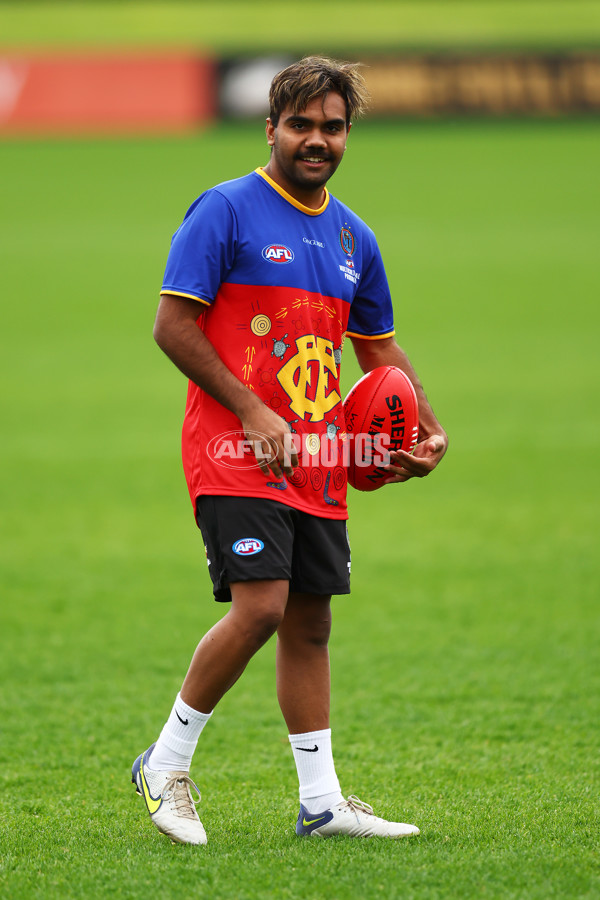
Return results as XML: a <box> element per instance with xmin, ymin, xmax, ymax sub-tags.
<box><xmin>262</xmin><ymin>244</ymin><xmax>294</xmax><ymax>264</ymax></box>
<box><xmin>232</xmin><ymin>538</ymin><xmax>264</xmax><ymax>556</ymax></box>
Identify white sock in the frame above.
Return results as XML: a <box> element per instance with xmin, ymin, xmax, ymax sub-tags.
<box><xmin>289</xmin><ymin>728</ymin><xmax>344</xmax><ymax>813</ymax></box>
<box><xmin>149</xmin><ymin>693</ymin><xmax>212</xmax><ymax>772</ymax></box>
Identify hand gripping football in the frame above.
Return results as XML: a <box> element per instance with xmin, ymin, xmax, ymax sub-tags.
<box><xmin>343</xmin><ymin>366</ymin><xmax>419</xmax><ymax>491</ymax></box>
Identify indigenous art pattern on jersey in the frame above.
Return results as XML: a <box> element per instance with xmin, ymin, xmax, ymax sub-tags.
<box><xmin>161</xmin><ymin>168</ymin><xmax>395</xmax><ymax>520</ymax></box>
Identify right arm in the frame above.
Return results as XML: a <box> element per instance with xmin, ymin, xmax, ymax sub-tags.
<box><xmin>153</xmin><ymin>293</ymin><xmax>297</xmax><ymax>477</ymax></box>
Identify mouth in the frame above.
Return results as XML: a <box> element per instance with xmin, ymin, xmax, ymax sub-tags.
<box><xmin>297</xmin><ymin>155</ymin><xmax>330</xmax><ymax>166</ymax></box>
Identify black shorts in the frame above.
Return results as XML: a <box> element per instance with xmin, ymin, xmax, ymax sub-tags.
<box><xmin>195</xmin><ymin>496</ymin><xmax>351</xmax><ymax>603</ymax></box>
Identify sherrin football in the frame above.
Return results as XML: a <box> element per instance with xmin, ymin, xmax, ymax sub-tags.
<box><xmin>343</xmin><ymin>366</ymin><xmax>419</xmax><ymax>491</ymax></box>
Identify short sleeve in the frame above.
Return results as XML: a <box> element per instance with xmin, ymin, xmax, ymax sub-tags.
<box><xmin>161</xmin><ymin>190</ymin><xmax>238</xmax><ymax>304</ymax></box>
<box><xmin>346</xmin><ymin>236</ymin><xmax>395</xmax><ymax>339</ymax></box>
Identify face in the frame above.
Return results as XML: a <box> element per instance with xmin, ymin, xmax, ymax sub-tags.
<box><xmin>265</xmin><ymin>92</ymin><xmax>350</xmax><ymax>202</ymax></box>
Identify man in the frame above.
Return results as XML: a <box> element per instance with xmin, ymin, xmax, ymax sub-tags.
<box><xmin>132</xmin><ymin>57</ymin><xmax>447</xmax><ymax>845</ymax></box>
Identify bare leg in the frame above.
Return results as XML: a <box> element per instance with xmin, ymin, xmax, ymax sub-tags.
<box><xmin>276</xmin><ymin>592</ymin><xmax>332</xmax><ymax>734</ymax></box>
<box><xmin>181</xmin><ymin>579</ymin><xmax>289</xmax><ymax>712</ymax></box>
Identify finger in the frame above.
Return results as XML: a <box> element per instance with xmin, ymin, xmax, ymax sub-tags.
<box><xmin>285</xmin><ymin>456</ymin><xmax>299</xmax><ymax>475</ymax></box>
<box><xmin>266</xmin><ymin>442</ymin><xmax>283</xmax><ymax>477</ymax></box>
<box><xmin>385</xmin><ymin>459</ymin><xmax>429</xmax><ymax>479</ymax></box>
<box><xmin>253</xmin><ymin>438</ymin><xmax>280</xmax><ymax>478</ymax></box>
<box><xmin>387</xmin><ymin>466</ymin><xmax>413</xmax><ymax>481</ymax></box>
<box><xmin>282</xmin><ymin>433</ymin><xmax>299</xmax><ymax>472</ymax></box>
<box><xmin>392</xmin><ymin>446</ymin><xmax>428</xmax><ymax>462</ymax></box>
<box><xmin>256</xmin><ymin>458</ymin><xmax>272</xmax><ymax>477</ymax></box>
<box><xmin>385</xmin><ymin>468</ymin><xmax>410</xmax><ymax>481</ymax></box>
<box><xmin>389</xmin><ymin>449</ymin><xmax>416</xmax><ymax>464</ymax></box>
<box><xmin>280</xmin><ymin>446</ymin><xmax>298</xmax><ymax>476</ymax></box>
<box><xmin>390</xmin><ymin>448</ymin><xmax>435</xmax><ymax>472</ymax></box>
<box><xmin>278</xmin><ymin>431</ymin><xmax>300</xmax><ymax>475</ymax></box>
<box><xmin>268</xmin><ymin>460</ymin><xmax>283</xmax><ymax>478</ymax></box>
<box><xmin>263</xmin><ymin>451</ymin><xmax>282</xmax><ymax>478</ymax></box>
<box><xmin>256</xmin><ymin>449</ymin><xmax>276</xmax><ymax>476</ymax></box>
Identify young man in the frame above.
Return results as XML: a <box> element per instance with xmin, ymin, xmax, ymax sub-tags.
<box><xmin>132</xmin><ymin>57</ymin><xmax>447</xmax><ymax>845</ymax></box>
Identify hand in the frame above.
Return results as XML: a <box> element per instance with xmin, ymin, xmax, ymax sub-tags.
<box><xmin>240</xmin><ymin>401</ymin><xmax>299</xmax><ymax>479</ymax></box>
<box><xmin>383</xmin><ymin>433</ymin><xmax>448</xmax><ymax>484</ymax></box>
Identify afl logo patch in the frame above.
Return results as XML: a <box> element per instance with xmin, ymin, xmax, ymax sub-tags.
<box><xmin>262</xmin><ymin>244</ymin><xmax>294</xmax><ymax>264</ymax></box>
<box><xmin>340</xmin><ymin>227</ymin><xmax>355</xmax><ymax>257</ymax></box>
<box><xmin>232</xmin><ymin>538</ymin><xmax>264</xmax><ymax>556</ymax></box>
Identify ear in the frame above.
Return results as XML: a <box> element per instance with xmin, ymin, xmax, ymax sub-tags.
<box><xmin>265</xmin><ymin>118</ymin><xmax>275</xmax><ymax>147</ymax></box>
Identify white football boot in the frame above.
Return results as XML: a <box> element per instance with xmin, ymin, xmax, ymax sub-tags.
<box><xmin>132</xmin><ymin>744</ymin><xmax>207</xmax><ymax>845</ymax></box>
<box><xmin>296</xmin><ymin>795</ymin><xmax>420</xmax><ymax>838</ymax></box>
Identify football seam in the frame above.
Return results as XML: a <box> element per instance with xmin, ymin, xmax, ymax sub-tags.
<box><xmin>354</xmin><ymin>370</ymin><xmax>389</xmax><ymax>438</ymax></box>
<box><xmin>346</xmin><ymin>367</ymin><xmax>389</xmax><ymax>439</ymax></box>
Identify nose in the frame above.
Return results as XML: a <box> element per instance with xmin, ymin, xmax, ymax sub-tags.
<box><xmin>305</xmin><ymin>128</ymin><xmax>327</xmax><ymax>148</ymax></box>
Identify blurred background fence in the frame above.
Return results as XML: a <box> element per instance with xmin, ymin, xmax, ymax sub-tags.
<box><xmin>1</xmin><ymin>0</ymin><xmax>599</xmax><ymax>135</ymax></box>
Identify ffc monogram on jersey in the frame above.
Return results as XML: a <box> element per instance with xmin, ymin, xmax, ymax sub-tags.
<box><xmin>161</xmin><ymin>167</ymin><xmax>395</xmax><ymax>520</ymax></box>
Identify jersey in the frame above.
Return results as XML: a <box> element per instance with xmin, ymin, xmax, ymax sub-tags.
<box><xmin>161</xmin><ymin>167</ymin><xmax>395</xmax><ymax>520</ymax></box>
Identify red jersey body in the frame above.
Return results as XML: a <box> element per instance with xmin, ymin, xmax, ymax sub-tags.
<box><xmin>161</xmin><ymin>169</ymin><xmax>395</xmax><ymax>519</ymax></box>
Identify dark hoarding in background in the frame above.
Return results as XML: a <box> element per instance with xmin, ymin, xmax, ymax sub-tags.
<box><xmin>219</xmin><ymin>53</ymin><xmax>600</xmax><ymax>118</ymax></box>
<box><xmin>363</xmin><ymin>54</ymin><xmax>600</xmax><ymax>116</ymax></box>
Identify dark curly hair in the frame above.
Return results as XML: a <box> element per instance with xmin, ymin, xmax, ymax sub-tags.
<box><xmin>269</xmin><ymin>56</ymin><xmax>370</xmax><ymax>127</ymax></box>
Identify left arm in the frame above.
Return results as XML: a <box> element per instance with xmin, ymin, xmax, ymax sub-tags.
<box><xmin>350</xmin><ymin>335</ymin><xmax>448</xmax><ymax>482</ymax></box>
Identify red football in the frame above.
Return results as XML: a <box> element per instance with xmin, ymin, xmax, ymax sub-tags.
<box><xmin>343</xmin><ymin>366</ymin><xmax>419</xmax><ymax>491</ymax></box>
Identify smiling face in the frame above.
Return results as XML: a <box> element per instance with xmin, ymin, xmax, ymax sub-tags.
<box><xmin>264</xmin><ymin>92</ymin><xmax>350</xmax><ymax>208</ymax></box>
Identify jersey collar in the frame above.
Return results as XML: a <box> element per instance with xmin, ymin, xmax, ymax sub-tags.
<box><xmin>255</xmin><ymin>167</ymin><xmax>330</xmax><ymax>216</ymax></box>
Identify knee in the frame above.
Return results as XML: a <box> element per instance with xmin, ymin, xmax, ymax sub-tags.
<box><xmin>230</xmin><ymin>582</ymin><xmax>287</xmax><ymax>648</ymax></box>
<box><xmin>280</xmin><ymin>603</ymin><xmax>332</xmax><ymax>649</ymax></box>
<box><xmin>303</xmin><ymin>613</ymin><xmax>332</xmax><ymax>648</ymax></box>
<box><xmin>245</xmin><ymin>603</ymin><xmax>286</xmax><ymax>646</ymax></box>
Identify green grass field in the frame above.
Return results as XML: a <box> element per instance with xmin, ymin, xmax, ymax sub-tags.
<box><xmin>1</xmin><ymin>0</ymin><xmax>600</xmax><ymax>50</ymax></box>
<box><xmin>1</xmin><ymin>119</ymin><xmax>599</xmax><ymax>898</ymax></box>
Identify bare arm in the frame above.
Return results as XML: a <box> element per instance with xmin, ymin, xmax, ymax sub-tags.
<box><xmin>350</xmin><ymin>335</ymin><xmax>448</xmax><ymax>482</ymax></box>
<box><xmin>154</xmin><ymin>294</ymin><xmax>297</xmax><ymax>477</ymax></box>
